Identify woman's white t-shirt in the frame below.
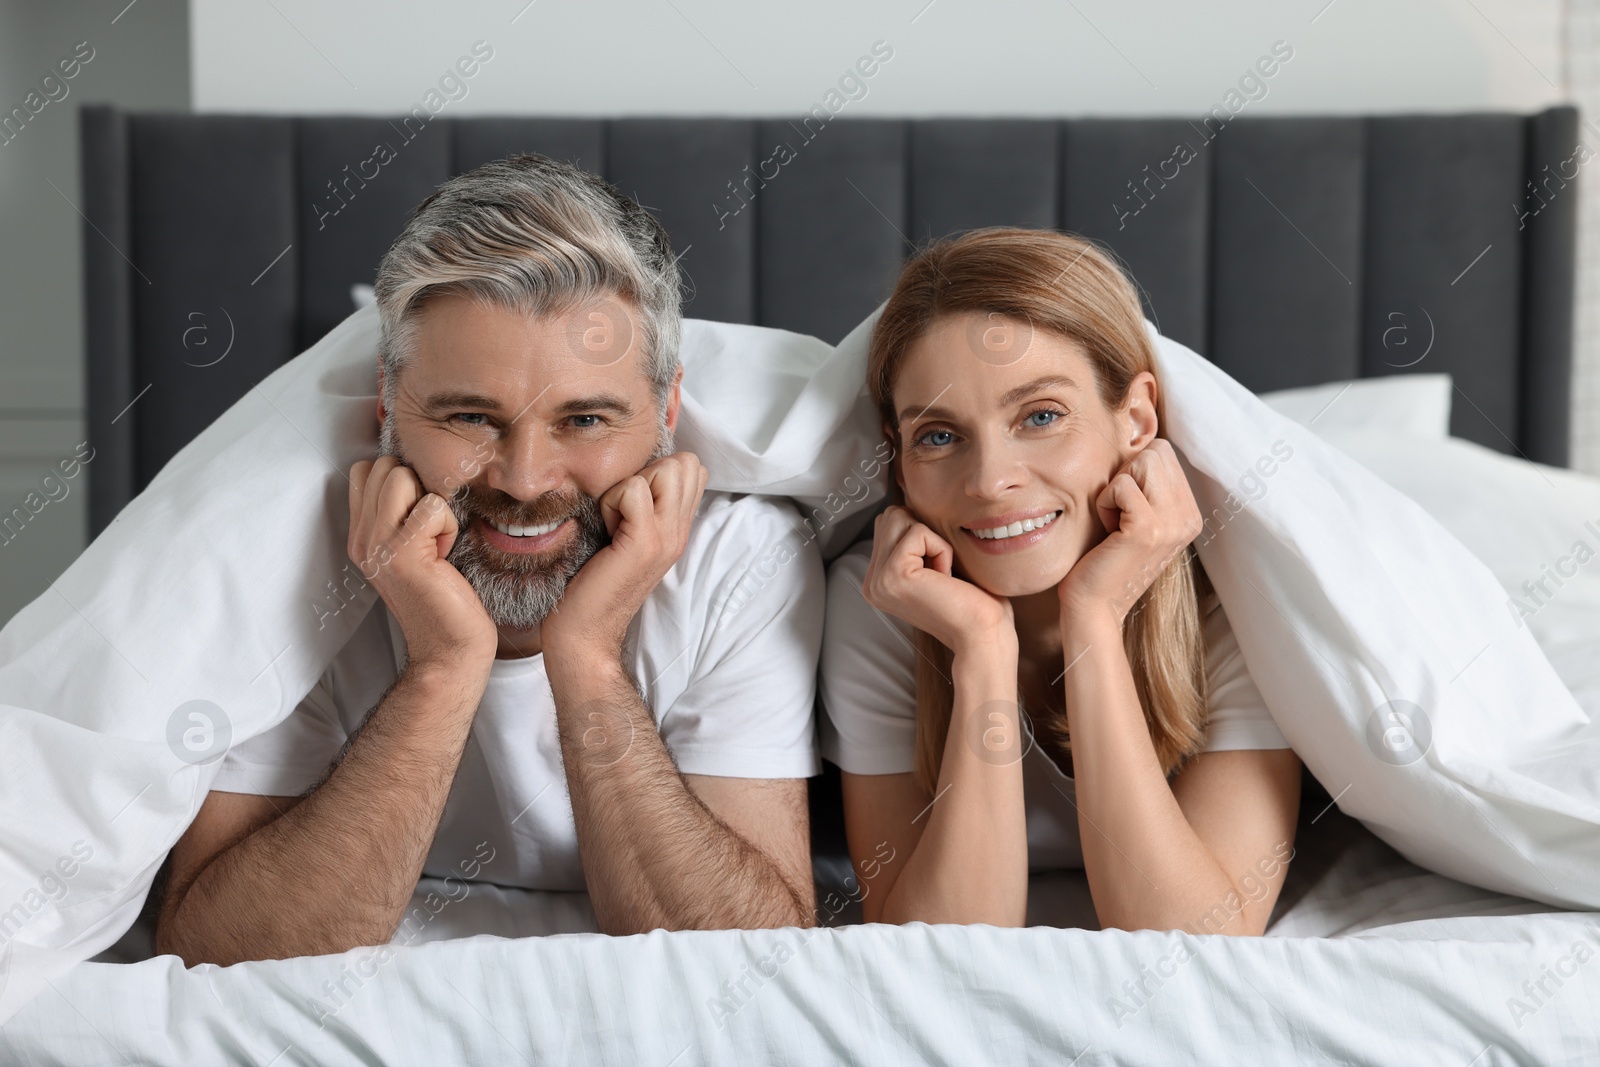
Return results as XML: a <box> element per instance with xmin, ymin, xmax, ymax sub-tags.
<box><xmin>819</xmin><ymin>540</ymin><xmax>1291</xmax><ymax>872</ymax></box>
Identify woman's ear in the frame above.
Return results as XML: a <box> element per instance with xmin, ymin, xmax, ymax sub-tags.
<box><xmin>1119</xmin><ymin>371</ymin><xmax>1160</xmax><ymax>452</ymax></box>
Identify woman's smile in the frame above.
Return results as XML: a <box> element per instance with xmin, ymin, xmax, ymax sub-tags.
<box><xmin>960</xmin><ymin>507</ymin><xmax>1064</xmax><ymax>555</ymax></box>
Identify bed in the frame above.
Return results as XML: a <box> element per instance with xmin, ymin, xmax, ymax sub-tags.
<box><xmin>1</xmin><ymin>106</ymin><xmax>1588</xmax><ymax>1062</ymax></box>
<box><xmin>4</xmin><ymin>803</ymin><xmax>1596</xmax><ymax>1064</ymax></box>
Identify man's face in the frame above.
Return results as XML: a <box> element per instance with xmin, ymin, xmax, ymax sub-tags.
<box><xmin>377</xmin><ymin>290</ymin><xmax>679</xmax><ymax>630</ymax></box>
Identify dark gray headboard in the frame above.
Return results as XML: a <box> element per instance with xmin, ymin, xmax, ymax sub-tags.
<box><xmin>79</xmin><ymin>107</ymin><xmax>1578</xmax><ymax>539</ymax></box>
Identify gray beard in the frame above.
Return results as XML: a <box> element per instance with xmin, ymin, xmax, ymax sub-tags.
<box><xmin>378</xmin><ymin>409</ymin><xmax>675</xmax><ymax>630</ymax></box>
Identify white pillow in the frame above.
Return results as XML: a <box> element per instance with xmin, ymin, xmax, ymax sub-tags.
<box><xmin>1259</xmin><ymin>374</ymin><xmax>1452</xmax><ymax>439</ymax></box>
<box><xmin>1314</xmin><ymin>427</ymin><xmax>1600</xmax><ymax>720</ymax></box>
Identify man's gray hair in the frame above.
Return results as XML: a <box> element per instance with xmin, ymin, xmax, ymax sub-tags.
<box><xmin>373</xmin><ymin>153</ymin><xmax>683</xmax><ymax>413</ymax></box>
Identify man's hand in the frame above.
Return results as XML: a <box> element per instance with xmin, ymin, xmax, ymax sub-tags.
<box><xmin>542</xmin><ymin>452</ymin><xmax>708</xmax><ymax>659</ymax></box>
<box><xmin>348</xmin><ymin>456</ymin><xmax>498</xmax><ymax>672</ymax></box>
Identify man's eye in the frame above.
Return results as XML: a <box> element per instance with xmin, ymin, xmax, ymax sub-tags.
<box><xmin>570</xmin><ymin>414</ymin><xmax>602</xmax><ymax>428</ymax></box>
<box><xmin>452</xmin><ymin>413</ymin><xmax>489</xmax><ymax>427</ymax></box>
<box><xmin>916</xmin><ymin>428</ymin><xmax>954</xmax><ymax>448</ymax></box>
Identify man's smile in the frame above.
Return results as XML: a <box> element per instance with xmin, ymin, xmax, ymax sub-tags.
<box><xmin>474</xmin><ymin>514</ymin><xmax>575</xmax><ymax>557</ymax></box>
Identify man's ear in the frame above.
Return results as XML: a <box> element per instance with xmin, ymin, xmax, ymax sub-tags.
<box><xmin>1119</xmin><ymin>371</ymin><xmax>1160</xmax><ymax>454</ymax></box>
<box><xmin>375</xmin><ymin>361</ymin><xmax>387</xmax><ymax>427</ymax></box>
<box><xmin>664</xmin><ymin>364</ymin><xmax>685</xmax><ymax>433</ymax></box>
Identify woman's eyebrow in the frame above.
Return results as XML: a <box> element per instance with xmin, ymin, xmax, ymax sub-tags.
<box><xmin>997</xmin><ymin>375</ymin><xmax>1077</xmax><ymax>407</ymax></box>
<box><xmin>898</xmin><ymin>401</ymin><xmax>954</xmax><ymax>424</ymax></box>
<box><xmin>897</xmin><ymin>375</ymin><xmax>1078</xmax><ymax>424</ymax></box>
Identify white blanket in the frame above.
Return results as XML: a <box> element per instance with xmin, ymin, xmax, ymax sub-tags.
<box><xmin>3</xmin><ymin>812</ymin><xmax>1594</xmax><ymax>1065</ymax></box>
<box><xmin>1154</xmin><ymin>339</ymin><xmax>1600</xmax><ymax>912</ymax></box>
<box><xmin>1</xmin><ymin>301</ymin><xmax>1597</xmax><ymax>1025</ymax></box>
<box><xmin>21</xmin><ymin>923</ymin><xmax>1595</xmax><ymax>1066</ymax></box>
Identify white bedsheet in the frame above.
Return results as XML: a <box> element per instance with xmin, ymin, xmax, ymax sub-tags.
<box><xmin>3</xmin><ymin>807</ymin><xmax>1593</xmax><ymax>1065</ymax></box>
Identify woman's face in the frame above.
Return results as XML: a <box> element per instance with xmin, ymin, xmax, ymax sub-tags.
<box><xmin>890</xmin><ymin>312</ymin><xmax>1158</xmax><ymax>598</ymax></box>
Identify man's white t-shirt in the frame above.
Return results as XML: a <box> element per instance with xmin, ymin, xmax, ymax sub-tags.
<box><xmin>213</xmin><ymin>491</ymin><xmax>825</xmax><ymax>892</ymax></box>
<box><xmin>819</xmin><ymin>541</ymin><xmax>1292</xmax><ymax>872</ymax></box>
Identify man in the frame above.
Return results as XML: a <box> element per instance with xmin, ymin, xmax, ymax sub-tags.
<box><xmin>152</xmin><ymin>155</ymin><xmax>823</xmax><ymax>966</ymax></box>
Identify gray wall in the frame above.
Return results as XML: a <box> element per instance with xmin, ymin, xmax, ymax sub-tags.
<box><xmin>0</xmin><ymin>0</ymin><xmax>189</xmax><ymax>628</ymax></box>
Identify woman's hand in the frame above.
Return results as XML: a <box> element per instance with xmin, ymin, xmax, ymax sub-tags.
<box><xmin>1057</xmin><ymin>438</ymin><xmax>1203</xmax><ymax>631</ymax></box>
<box><xmin>861</xmin><ymin>505</ymin><xmax>1016</xmax><ymax>655</ymax></box>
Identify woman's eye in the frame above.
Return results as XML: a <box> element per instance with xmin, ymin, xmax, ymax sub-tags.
<box><xmin>1025</xmin><ymin>408</ymin><xmax>1064</xmax><ymax>428</ymax></box>
<box><xmin>916</xmin><ymin>428</ymin><xmax>954</xmax><ymax>448</ymax></box>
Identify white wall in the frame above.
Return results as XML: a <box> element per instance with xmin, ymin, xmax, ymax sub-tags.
<box><xmin>1560</xmin><ymin>0</ymin><xmax>1600</xmax><ymax>476</ymax></box>
<box><xmin>191</xmin><ymin>0</ymin><xmax>1563</xmax><ymax>116</ymax></box>
<box><xmin>0</xmin><ymin>0</ymin><xmax>189</xmax><ymax>630</ymax></box>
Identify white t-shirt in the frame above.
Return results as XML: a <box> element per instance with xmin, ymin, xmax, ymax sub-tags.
<box><xmin>213</xmin><ymin>491</ymin><xmax>825</xmax><ymax>892</ymax></box>
<box><xmin>819</xmin><ymin>541</ymin><xmax>1291</xmax><ymax>872</ymax></box>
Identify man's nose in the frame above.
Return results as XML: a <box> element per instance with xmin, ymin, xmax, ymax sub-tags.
<box><xmin>483</xmin><ymin>426</ymin><xmax>565</xmax><ymax>501</ymax></box>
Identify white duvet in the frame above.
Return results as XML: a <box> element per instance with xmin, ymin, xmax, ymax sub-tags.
<box><xmin>2</xmin><ymin>814</ymin><xmax>1594</xmax><ymax>1065</ymax></box>
<box><xmin>1</xmin><ymin>300</ymin><xmax>1598</xmax><ymax>1029</ymax></box>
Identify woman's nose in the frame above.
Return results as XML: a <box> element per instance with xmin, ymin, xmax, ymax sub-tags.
<box><xmin>963</xmin><ymin>439</ymin><xmax>1027</xmax><ymax>500</ymax></box>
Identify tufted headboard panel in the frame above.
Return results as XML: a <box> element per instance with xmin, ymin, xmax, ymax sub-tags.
<box><xmin>79</xmin><ymin>107</ymin><xmax>1579</xmax><ymax>537</ymax></box>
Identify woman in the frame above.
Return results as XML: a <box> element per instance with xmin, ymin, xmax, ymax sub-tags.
<box><xmin>820</xmin><ymin>228</ymin><xmax>1302</xmax><ymax>935</ymax></box>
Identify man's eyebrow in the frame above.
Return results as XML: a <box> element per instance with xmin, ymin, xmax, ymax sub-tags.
<box><xmin>550</xmin><ymin>393</ymin><xmax>636</xmax><ymax>418</ymax></box>
<box><xmin>422</xmin><ymin>390</ymin><xmax>637</xmax><ymax>419</ymax></box>
<box><xmin>422</xmin><ymin>391</ymin><xmax>504</xmax><ymax>414</ymax></box>
<box><xmin>897</xmin><ymin>375</ymin><xmax>1078</xmax><ymax>425</ymax></box>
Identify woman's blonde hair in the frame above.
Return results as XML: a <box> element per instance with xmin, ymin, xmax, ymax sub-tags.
<box><xmin>866</xmin><ymin>227</ymin><xmax>1211</xmax><ymax>796</ymax></box>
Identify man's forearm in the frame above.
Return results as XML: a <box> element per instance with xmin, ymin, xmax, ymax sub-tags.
<box><xmin>158</xmin><ymin>664</ymin><xmax>485</xmax><ymax>965</ymax></box>
<box><xmin>548</xmin><ymin>658</ymin><xmax>809</xmax><ymax>933</ymax></box>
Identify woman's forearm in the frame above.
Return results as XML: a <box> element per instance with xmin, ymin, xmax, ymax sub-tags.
<box><xmin>1059</xmin><ymin>615</ymin><xmax>1255</xmax><ymax>933</ymax></box>
<box><xmin>873</xmin><ymin>635</ymin><xmax>1030</xmax><ymax>926</ymax></box>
